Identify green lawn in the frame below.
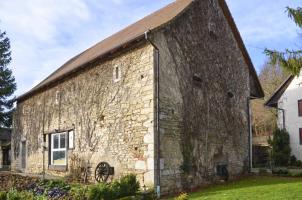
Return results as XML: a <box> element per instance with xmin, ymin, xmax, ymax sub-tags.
<box><xmin>175</xmin><ymin>176</ymin><xmax>302</xmax><ymax>200</ymax></box>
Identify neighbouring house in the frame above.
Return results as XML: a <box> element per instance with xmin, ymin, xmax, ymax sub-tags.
<box><xmin>265</xmin><ymin>75</ymin><xmax>302</xmax><ymax>159</ymax></box>
<box><xmin>11</xmin><ymin>0</ymin><xmax>264</xmax><ymax>195</ymax></box>
<box><xmin>0</xmin><ymin>128</ymin><xmax>11</xmax><ymax>170</ymax></box>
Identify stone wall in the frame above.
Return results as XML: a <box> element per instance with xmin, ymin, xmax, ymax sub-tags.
<box><xmin>11</xmin><ymin>43</ymin><xmax>156</xmax><ymax>187</ymax></box>
<box><xmin>151</xmin><ymin>0</ymin><xmax>252</xmax><ymax>193</ymax></box>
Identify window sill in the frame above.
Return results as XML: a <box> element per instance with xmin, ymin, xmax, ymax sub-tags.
<box><xmin>48</xmin><ymin>165</ymin><xmax>67</xmax><ymax>172</ymax></box>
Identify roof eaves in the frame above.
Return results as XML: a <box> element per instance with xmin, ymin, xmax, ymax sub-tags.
<box><xmin>16</xmin><ymin>35</ymin><xmax>146</xmax><ymax>102</ymax></box>
<box><xmin>264</xmin><ymin>75</ymin><xmax>294</xmax><ymax>108</ymax></box>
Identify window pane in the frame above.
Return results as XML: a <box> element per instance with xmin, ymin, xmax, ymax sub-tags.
<box><xmin>60</xmin><ymin>134</ymin><xmax>66</xmax><ymax>148</ymax></box>
<box><xmin>53</xmin><ymin>135</ymin><xmax>59</xmax><ymax>149</ymax></box>
<box><xmin>53</xmin><ymin>151</ymin><xmax>65</xmax><ymax>165</ymax></box>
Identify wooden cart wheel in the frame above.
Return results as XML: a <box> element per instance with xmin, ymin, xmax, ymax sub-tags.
<box><xmin>95</xmin><ymin>162</ymin><xmax>110</xmax><ymax>183</ymax></box>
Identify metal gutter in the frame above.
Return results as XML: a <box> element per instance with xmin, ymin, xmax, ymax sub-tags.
<box><xmin>144</xmin><ymin>30</ymin><xmax>161</xmax><ymax>198</ymax></box>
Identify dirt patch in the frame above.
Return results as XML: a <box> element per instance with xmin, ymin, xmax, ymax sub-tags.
<box><xmin>0</xmin><ymin>172</ymin><xmax>40</xmax><ymax>191</ymax></box>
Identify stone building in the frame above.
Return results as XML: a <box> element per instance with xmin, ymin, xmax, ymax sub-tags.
<box><xmin>12</xmin><ymin>0</ymin><xmax>263</xmax><ymax>195</ymax></box>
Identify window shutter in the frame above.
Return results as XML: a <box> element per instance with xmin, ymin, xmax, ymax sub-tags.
<box><xmin>298</xmin><ymin>100</ymin><xmax>302</xmax><ymax>116</ymax></box>
<box><xmin>300</xmin><ymin>128</ymin><xmax>302</xmax><ymax>145</ymax></box>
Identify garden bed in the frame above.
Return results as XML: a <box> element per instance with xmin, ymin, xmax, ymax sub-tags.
<box><xmin>0</xmin><ymin>172</ymin><xmax>154</xmax><ymax>200</ymax></box>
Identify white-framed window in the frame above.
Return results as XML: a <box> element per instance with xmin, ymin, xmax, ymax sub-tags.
<box><xmin>51</xmin><ymin>132</ymin><xmax>67</xmax><ymax>165</ymax></box>
<box><xmin>113</xmin><ymin>65</ymin><xmax>121</xmax><ymax>82</ymax></box>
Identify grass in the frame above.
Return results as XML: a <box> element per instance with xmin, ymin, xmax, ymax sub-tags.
<box><xmin>172</xmin><ymin>176</ymin><xmax>302</xmax><ymax>200</ymax></box>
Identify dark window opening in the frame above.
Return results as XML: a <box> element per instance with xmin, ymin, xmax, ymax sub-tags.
<box><xmin>298</xmin><ymin>100</ymin><xmax>302</xmax><ymax>116</ymax></box>
<box><xmin>115</xmin><ymin>66</ymin><xmax>119</xmax><ymax>79</ymax></box>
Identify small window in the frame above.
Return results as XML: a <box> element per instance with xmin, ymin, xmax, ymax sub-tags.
<box><xmin>298</xmin><ymin>100</ymin><xmax>302</xmax><ymax>116</ymax></box>
<box><xmin>55</xmin><ymin>91</ymin><xmax>60</xmax><ymax>105</ymax></box>
<box><xmin>113</xmin><ymin>65</ymin><xmax>121</xmax><ymax>82</ymax></box>
<box><xmin>300</xmin><ymin>128</ymin><xmax>302</xmax><ymax>145</ymax></box>
<box><xmin>50</xmin><ymin>132</ymin><xmax>67</xmax><ymax>165</ymax></box>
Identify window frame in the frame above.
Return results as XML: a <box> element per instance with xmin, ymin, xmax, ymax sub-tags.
<box><xmin>298</xmin><ymin>100</ymin><xmax>302</xmax><ymax>116</ymax></box>
<box><xmin>113</xmin><ymin>65</ymin><xmax>121</xmax><ymax>82</ymax></box>
<box><xmin>50</xmin><ymin>132</ymin><xmax>67</xmax><ymax>166</ymax></box>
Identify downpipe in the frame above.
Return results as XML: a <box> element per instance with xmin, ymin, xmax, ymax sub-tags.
<box><xmin>247</xmin><ymin>97</ymin><xmax>253</xmax><ymax>173</ymax></box>
<box><xmin>277</xmin><ymin>108</ymin><xmax>285</xmax><ymax>130</ymax></box>
<box><xmin>145</xmin><ymin>30</ymin><xmax>161</xmax><ymax>198</ymax></box>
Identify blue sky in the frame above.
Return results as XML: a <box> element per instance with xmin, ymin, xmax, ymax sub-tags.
<box><xmin>0</xmin><ymin>0</ymin><xmax>301</xmax><ymax>96</ymax></box>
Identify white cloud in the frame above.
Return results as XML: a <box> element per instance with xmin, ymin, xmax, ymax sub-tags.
<box><xmin>0</xmin><ymin>0</ymin><xmax>173</xmax><ymax>96</ymax></box>
<box><xmin>226</xmin><ymin>0</ymin><xmax>300</xmax><ymax>43</ymax></box>
<box><xmin>2</xmin><ymin>0</ymin><xmax>298</xmax><ymax>96</ymax></box>
<box><xmin>0</xmin><ymin>0</ymin><xmax>93</xmax><ymax>95</ymax></box>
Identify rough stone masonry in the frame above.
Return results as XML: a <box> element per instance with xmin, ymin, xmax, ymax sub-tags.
<box><xmin>11</xmin><ymin>0</ymin><xmax>263</xmax><ymax>194</ymax></box>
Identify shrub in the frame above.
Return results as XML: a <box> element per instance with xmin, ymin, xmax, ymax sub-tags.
<box><xmin>268</xmin><ymin>129</ymin><xmax>291</xmax><ymax>166</ymax></box>
<box><xmin>88</xmin><ymin>174</ymin><xmax>140</xmax><ymax>200</ymax></box>
<box><xmin>70</xmin><ymin>186</ymin><xmax>88</xmax><ymax>200</ymax></box>
<box><xmin>289</xmin><ymin>172</ymin><xmax>302</xmax><ymax>177</ymax></box>
<box><xmin>40</xmin><ymin>179</ymin><xmax>70</xmax><ymax>191</ymax></box>
<box><xmin>174</xmin><ymin>193</ymin><xmax>189</xmax><ymax>200</ymax></box>
<box><xmin>119</xmin><ymin>174</ymin><xmax>140</xmax><ymax>197</ymax></box>
<box><xmin>7</xmin><ymin>189</ymin><xmax>21</xmax><ymax>200</ymax></box>
<box><xmin>258</xmin><ymin>168</ymin><xmax>269</xmax><ymax>175</ymax></box>
<box><xmin>6</xmin><ymin>189</ymin><xmax>38</xmax><ymax>200</ymax></box>
<box><xmin>88</xmin><ymin>184</ymin><xmax>103</xmax><ymax>200</ymax></box>
<box><xmin>88</xmin><ymin>183</ymin><xmax>116</xmax><ymax>200</ymax></box>
<box><xmin>0</xmin><ymin>192</ymin><xmax>6</xmax><ymax>200</ymax></box>
<box><xmin>290</xmin><ymin>155</ymin><xmax>297</xmax><ymax>166</ymax></box>
<box><xmin>140</xmin><ymin>189</ymin><xmax>156</xmax><ymax>200</ymax></box>
<box><xmin>295</xmin><ymin>160</ymin><xmax>302</xmax><ymax>167</ymax></box>
<box><xmin>272</xmin><ymin>167</ymin><xmax>289</xmax><ymax>175</ymax></box>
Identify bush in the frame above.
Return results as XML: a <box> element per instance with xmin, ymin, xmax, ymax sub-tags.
<box><xmin>288</xmin><ymin>155</ymin><xmax>302</xmax><ymax>167</ymax></box>
<box><xmin>88</xmin><ymin>183</ymin><xmax>116</xmax><ymax>200</ymax></box>
<box><xmin>70</xmin><ymin>186</ymin><xmax>89</xmax><ymax>200</ymax></box>
<box><xmin>88</xmin><ymin>184</ymin><xmax>103</xmax><ymax>200</ymax></box>
<box><xmin>88</xmin><ymin>174</ymin><xmax>140</xmax><ymax>200</ymax></box>
<box><xmin>39</xmin><ymin>179</ymin><xmax>70</xmax><ymax>191</ymax></box>
<box><xmin>174</xmin><ymin>193</ymin><xmax>189</xmax><ymax>200</ymax></box>
<box><xmin>268</xmin><ymin>129</ymin><xmax>291</xmax><ymax>166</ymax></box>
<box><xmin>119</xmin><ymin>174</ymin><xmax>140</xmax><ymax>197</ymax></box>
<box><xmin>290</xmin><ymin>155</ymin><xmax>297</xmax><ymax>166</ymax></box>
<box><xmin>0</xmin><ymin>192</ymin><xmax>6</xmax><ymax>200</ymax></box>
<box><xmin>5</xmin><ymin>189</ymin><xmax>47</xmax><ymax>200</ymax></box>
<box><xmin>140</xmin><ymin>190</ymin><xmax>156</xmax><ymax>200</ymax></box>
<box><xmin>295</xmin><ymin>160</ymin><xmax>302</xmax><ymax>167</ymax></box>
<box><xmin>272</xmin><ymin>167</ymin><xmax>289</xmax><ymax>175</ymax></box>
<box><xmin>258</xmin><ymin>168</ymin><xmax>269</xmax><ymax>175</ymax></box>
<box><xmin>289</xmin><ymin>172</ymin><xmax>302</xmax><ymax>177</ymax></box>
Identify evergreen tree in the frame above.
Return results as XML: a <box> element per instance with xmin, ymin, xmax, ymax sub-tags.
<box><xmin>268</xmin><ymin>129</ymin><xmax>291</xmax><ymax>166</ymax></box>
<box><xmin>0</xmin><ymin>30</ymin><xmax>16</xmax><ymax>127</ymax></box>
<box><xmin>265</xmin><ymin>7</ymin><xmax>302</xmax><ymax>75</ymax></box>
